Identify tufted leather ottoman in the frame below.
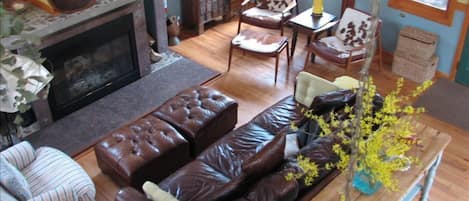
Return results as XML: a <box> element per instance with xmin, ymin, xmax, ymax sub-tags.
<box><xmin>153</xmin><ymin>86</ymin><xmax>238</xmax><ymax>156</ymax></box>
<box><xmin>95</xmin><ymin>115</ymin><xmax>190</xmax><ymax>189</ymax></box>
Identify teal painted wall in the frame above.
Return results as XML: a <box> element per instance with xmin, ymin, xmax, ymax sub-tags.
<box><xmin>167</xmin><ymin>0</ymin><xmax>182</xmax><ymax>17</ymax></box>
<box><xmin>169</xmin><ymin>0</ymin><xmax>464</xmax><ymax>74</ymax></box>
<box><xmin>299</xmin><ymin>0</ymin><xmax>464</xmax><ymax>74</ymax></box>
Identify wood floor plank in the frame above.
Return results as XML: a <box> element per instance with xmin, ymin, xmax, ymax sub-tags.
<box><xmin>75</xmin><ymin>19</ymin><xmax>468</xmax><ymax>201</ymax></box>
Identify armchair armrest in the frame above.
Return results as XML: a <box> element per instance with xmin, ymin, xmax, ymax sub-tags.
<box><xmin>239</xmin><ymin>0</ymin><xmax>251</xmax><ymax>13</ymax></box>
<box><xmin>0</xmin><ymin>141</ymin><xmax>36</xmax><ymax>170</ymax></box>
<box><xmin>27</xmin><ymin>186</ymin><xmax>78</xmax><ymax>201</ymax></box>
<box><xmin>241</xmin><ymin>0</ymin><xmax>250</xmax><ymax>6</ymax></box>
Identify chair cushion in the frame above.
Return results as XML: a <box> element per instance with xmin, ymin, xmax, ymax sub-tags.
<box><xmin>310</xmin><ymin>36</ymin><xmax>366</xmax><ymax>64</ymax></box>
<box><xmin>336</xmin><ymin>8</ymin><xmax>373</xmax><ymax>47</ymax></box>
<box><xmin>22</xmin><ymin>147</ymin><xmax>95</xmax><ymax>201</ymax></box>
<box><xmin>232</xmin><ymin>29</ymin><xmax>288</xmax><ymax>53</ymax></box>
<box><xmin>241</xmin><ymin>7</ymin><xmax>290</xmax><ymax>29</ymax></box>
<box><xmin>0</xmin><ymin>157</ymin><xmax>32</xmax><ymax>201</ymax></box>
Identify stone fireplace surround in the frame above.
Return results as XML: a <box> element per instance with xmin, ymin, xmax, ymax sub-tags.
<box><xmin>12</xmin><ymin>0</ymin><xmax>169</xmax><ymax>128</ymax></box>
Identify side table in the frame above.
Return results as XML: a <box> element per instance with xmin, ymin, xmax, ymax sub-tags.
<box><xmin>287</xmin><ymin>9</ymin><xmax>337</xmax><ymax>58</ymax></box>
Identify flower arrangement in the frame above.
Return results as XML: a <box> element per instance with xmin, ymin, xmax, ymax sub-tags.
<box><xmin>286</xmin><ymin>0</ymin><xmax>434</xmax><ymax>199</ymax></box>
<box><xmin>288</xmin><ymin>77</ymin><xmax>432</xmax><ymax>191</ymax></box>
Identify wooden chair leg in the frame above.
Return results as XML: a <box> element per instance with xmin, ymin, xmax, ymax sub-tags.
<box><xmin>228</xmin><ymin>44</ymin><xmax>233</xmax><ymax>72</ymax></box>
<box><xmin>275</xmin><ymin>54</ymin><xmax>280</xmax><ymax>83</ymax></box>
<box><xmin>286</xmin><ymin>42</ymin><xmax>290</xmax><ymax>67</ymax></box>
<box><xmin>237</xmin><ymin>20</ymin><xmax>242</xmax><ymax>34</ymax></box>
<box><xmin>304</xmin><ymin>50</ymin><xmax>311</xmax><ymax>69</ymax></box>
<box><xmin>280</xmin><ymin>26</ymin><xmax>284</xmax><ymax>36</ymax></box>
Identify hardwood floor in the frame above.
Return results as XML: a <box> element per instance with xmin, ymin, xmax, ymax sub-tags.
<box><xmin>75</xmin><ymin>19</ymin><xmax>469</xmax><ymax>201</ymax></box>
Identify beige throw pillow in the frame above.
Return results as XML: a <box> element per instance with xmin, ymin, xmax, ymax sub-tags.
<box><xmin>142</xmin><ymin>181</ymin><xmax>179</xmax><ymax>201</ymax></box>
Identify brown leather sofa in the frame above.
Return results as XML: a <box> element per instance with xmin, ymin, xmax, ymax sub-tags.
<box><xmin>114</xmin><ymin>88</ymin><xmax>365</xmax><ymax>201</ymax></box>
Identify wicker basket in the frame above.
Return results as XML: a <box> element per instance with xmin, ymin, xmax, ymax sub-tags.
<box><xmin>392</xmin><ymin>51</ymin><xmax>438</xmax><ymax>83</ymax></box>
<box><xmin>396</xmin><ymin>26</ymin><xmax>438</xmax><ymax>60</ymax></box>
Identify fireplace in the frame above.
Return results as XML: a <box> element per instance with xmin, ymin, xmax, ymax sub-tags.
<box><xmin>42</xmin><ymin>14</ymin><xmax>140</xmax><ymax>120</ymax></box>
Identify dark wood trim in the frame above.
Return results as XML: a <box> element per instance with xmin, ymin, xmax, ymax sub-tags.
<box><xmin>450</xmin><ymin>3</ymin><xmax>469</xmax><ymax>80</ymax></box>
<box><xmin>455</xmin><ymin>2</ymin><xmax>466</xmax><ymax>11</ymax></box>
<box><xmin>388</xmin><ymin>0</ymin><xmax>457</xmax><ymax>26</ymax></box>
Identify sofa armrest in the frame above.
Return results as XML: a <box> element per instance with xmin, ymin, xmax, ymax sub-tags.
<box><xmin>115</xmin><ymin>188</ymin><xmax>151</xmax><ymax>201</ymax></box>
<box><xmin>0</xmin><ymin>141</ymin><xmax>36</xmax><ymax>170</ymax></box>
<box><xmin>27</xmin><ymin>186</ymin><xmax>78</xmax><ymax>201</ymax></box>
<box><xmin>294</xmin><ymin>72</ymin><xmax>340</xmax><ymax>107</ymax></box>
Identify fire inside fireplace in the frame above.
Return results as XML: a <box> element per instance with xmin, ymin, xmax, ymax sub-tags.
<box><xmin>42</xmin><ymin>14</ymin><xmax>140</xmax><ymax>120</ymax></box>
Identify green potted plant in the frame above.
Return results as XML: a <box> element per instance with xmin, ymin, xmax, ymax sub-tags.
<box><xmin>0</xmin><ymin>4</ymin><xmax>53</xmax><ymax>144</ymax></box>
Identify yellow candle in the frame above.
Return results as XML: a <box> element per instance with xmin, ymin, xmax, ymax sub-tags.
<box><xmin>313</xmin><ymin>0</ymin><xmax>324</xmax><ymax>16</ymax></box>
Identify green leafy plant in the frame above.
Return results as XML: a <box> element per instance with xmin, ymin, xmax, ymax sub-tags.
<box><xmin>0</xmin><ymin>4</ymin><xmax>52</xmax><ymax>124</ymax></box>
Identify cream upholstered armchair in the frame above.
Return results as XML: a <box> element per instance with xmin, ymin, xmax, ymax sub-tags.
<box><xmin>0</xmin><ymin>141</ymin><xmax>96</xmax><ymax>201</ymax></box>
<box><xmin>305</xmin><ymin>8</ymin><xmax>382</xmax><ymax>72</ymax></box>
<box><xmin>238</xmin><ymin>0</ymin><xmax>298</xmax><ymax>36</ymax></box>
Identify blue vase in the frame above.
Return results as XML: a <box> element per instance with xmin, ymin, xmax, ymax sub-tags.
<box><xmin>352</xmin><ymin>170</ymin><xmax>382</xmax><ymax>195</ymax></box>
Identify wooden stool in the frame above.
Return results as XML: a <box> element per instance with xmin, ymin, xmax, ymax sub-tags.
<box><xmin>228</xmin><ymin>29</ymin><xmax>290</xmax><ymax>83</ymax></box>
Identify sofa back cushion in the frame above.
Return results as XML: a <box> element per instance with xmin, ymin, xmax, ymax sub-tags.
<box><xmin>242</xmin><ymin>131</ymin><xmax>286</xmax><ymax>179</ymax></box>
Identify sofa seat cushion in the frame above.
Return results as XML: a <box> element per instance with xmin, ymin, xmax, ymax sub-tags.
<box><xmin>22</xmin><ymin>147</ymin><xmax>95</xmax><ymax>201</ymax></box>
<box><xmin>242</xmin><ymin>131</ymin><xmax>286</xmax><ymax>179</ymax></box>
<box><xmin>236</xmin><ymin>169</ymin><xmax>299</xmax><ymax>201</ymax></box>
<box><xmin>232</xmin><ymin>29</ymin><xmax>288</xmax><ymax>54</ymax></box>
<box><xmin>159</xmin><ymin>160</ymin><xmax>243</xmax><ymax>201</ymax></box>
<box><xmin>310</xmin><ymin>37</ymin><xmax>366</xmax><ymax>65</ymax></box>
<box><xmin>197</xmin><ymin>123</ymin><xmax>275</xmax><ymax>178</ymax></box>
<box><xmin>251</xmin><ymin>96</ymin><xmax>305</xmax><ymax>135</ymax></box>
<box><xmin>95</xmin><ymin>115</ymin><xmax>190</xmax><ymax>188</ymax></box>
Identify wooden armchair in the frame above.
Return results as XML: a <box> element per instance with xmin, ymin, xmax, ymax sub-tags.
<box><xmin>304</xmin><ymin>8</ymin><xmax>382</xmax><ymax>72</ymax></box>
<box><xmin>237</xmin><ymin>0</ymin><xmax>298</xmax><ymax>36</ymax></box>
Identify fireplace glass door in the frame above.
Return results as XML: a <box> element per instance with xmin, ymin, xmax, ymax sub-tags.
<box><xmin>42</xmin><ymin>14</ymin><xmax>139</xmax><ymax>120</ymax></box>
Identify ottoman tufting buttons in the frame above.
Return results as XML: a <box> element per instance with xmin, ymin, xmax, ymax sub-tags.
<box><xmin>153</xmin><ymin>86</ymin><xmax>238</xmax><ymax>156</ymax></box>
<box><xmin>95</xmin><ymin>115</ymin><xmax>190</xmax><ymax>189</ymax></box>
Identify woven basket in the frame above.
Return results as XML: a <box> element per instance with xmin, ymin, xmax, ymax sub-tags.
<box><xmin>396</xmin><ymin>26</ymin><xmax>438</xmax><ymax>60</ymax></box>
<box><xmin>392</xmin><ymin>51</ymin><xmax>438</xmax><ymax>83</ymax></box>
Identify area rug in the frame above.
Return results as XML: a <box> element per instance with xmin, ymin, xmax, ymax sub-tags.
<box><xmin>150</xmin><ymin>51</ymin><xmax>183</xmax><ymax>73</ymax></box>
<box><xmin>26</xmin><ymin>57</ymin><xmax>220</xmax><ymax>156</ymax></box>
<box><xmin>414</xmin><ymin>78</ymin><xmax>469</xmax><ymax>131</ymax></box>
